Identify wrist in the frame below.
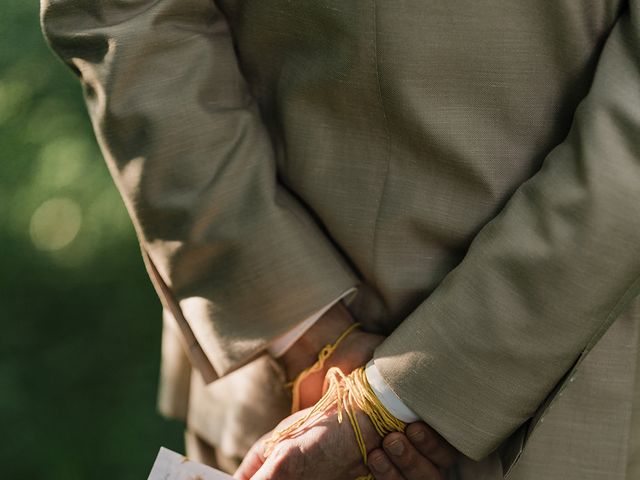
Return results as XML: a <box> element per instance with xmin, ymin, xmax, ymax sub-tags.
<box><xmin>279</xmin><ymin>301</ymin><xmax>355</xmax><ymax>381</ymax></box>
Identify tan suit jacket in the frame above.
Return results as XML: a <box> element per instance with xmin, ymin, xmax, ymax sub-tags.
<box><xmin>41</xmin><ymin>0</ymin><xmax>640</xmax><ymax>478</ymax></box>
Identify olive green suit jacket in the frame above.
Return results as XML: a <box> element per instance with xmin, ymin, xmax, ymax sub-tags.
<box><xmin>41</xmin><ymin>0</ymin><xmax>640</xmax><ymax>478</ymax></box>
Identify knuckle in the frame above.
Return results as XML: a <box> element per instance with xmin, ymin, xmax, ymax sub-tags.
<box><xmin>383</xmin><ymin>438</ymin><xmax>414</xmax><ymax>468</ymax></box>
<box><xmin>413</xmin><ymin>431</ymin><xmax>439</xmax><ymax>455</ymax></box>
<box><xmin>369</xmin><ymin>451</ymin><xmax>394</xmax><ymax>478</ymax></box>
<box><xmin>406</xmin><ymin>423</ymin><xmax>426</xmax><ymax>439</ymax></box>
<box><xmin>406</xmin><ymin>423</ymin><xmax>428</xmax><ymax>441</ymax></box>
<box><xmin>369</xmin><ymin>451</ymin><xmax>388</xmax><ymax>469</ymax></box>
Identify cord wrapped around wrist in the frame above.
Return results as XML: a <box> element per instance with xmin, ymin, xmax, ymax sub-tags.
<box><xmin>266</xmin><ymin>365</ymin><xmax>407</xmax><ymax>480</ymax></box>
<box><xmin>286</xmin><ymin>321</ymin><xmax>362</xmax><ymax>414</ymax></box>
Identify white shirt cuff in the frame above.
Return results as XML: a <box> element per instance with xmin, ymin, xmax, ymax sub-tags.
<box><xmin>365</xmin><ymin>359</ymin><xmax>420</xmax><ymax>423</ymax></box>
<box><xmin>267</xmin><ymin>287</ymin><xmax>358</xmax><ymax>358</ymax></box>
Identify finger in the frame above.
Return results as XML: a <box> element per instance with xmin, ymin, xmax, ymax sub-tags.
<box><xmin>367</xmin><ymin>449</ymin><xmax>404</xmax><ymax>480</ymax></box>
<box><xmin>250</xmin><ymin>445</ymin><xmax>304</xmax><ymax>480</ymax></box>
<box><xmin>249</xmin><ymin>456</ymin><xmax>281</xmax><ymax>480</ymax></box>
<box><xmin>405</xmin><ymin>422</ymin><xmax>458</xmax><ymax>469</ymax></box>
<box><xmin>233</xmin><ymin>434</ymin><xmax>269</xmax><ymax>480</ymax></box>
<box><xmin>249</xmin><ymin>456</ymin><xmax>278</xmax><ymax>480</ymax></box>
<box><xmin>383</xmin><ymin>432</ymin><xmax>442</xmax><ymax>480</ymax></box>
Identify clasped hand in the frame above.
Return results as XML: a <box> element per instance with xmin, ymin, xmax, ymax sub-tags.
<box><xmin>234</xmin><ymin>303</ymin><xmax>459</xmax><ymax>479</ymax></box>
<box><xmin>234</xmin><ymin>405</ymin><xmax>458</xmax><ymax>480</ymax></box>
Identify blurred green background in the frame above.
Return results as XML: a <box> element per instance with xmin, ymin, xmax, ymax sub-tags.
<box><xmin>0</xmin><ymin>3</ymin><xmax>184</xmax><ymax>479</ymax></box>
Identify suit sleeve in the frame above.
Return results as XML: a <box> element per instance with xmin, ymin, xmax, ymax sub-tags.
<box><xmin>40</xmin><ymin>0</ymin><xmax>360</xmax><ymax>379</ymax></box>
<box><xmin>267</xmin><ymin>288</ymin><xmax>357</xmax><ymax>358</ymax></box>
<box><xmin>373</xmin><ymin>1</ymin><xmax>640</xmax><ymax>460</ymax></box>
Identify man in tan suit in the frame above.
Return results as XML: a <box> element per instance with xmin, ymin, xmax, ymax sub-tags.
<box><xmin>41</xmin><ymin>0</ymin><xmax>640</xmax><ymax>478</ymax></box>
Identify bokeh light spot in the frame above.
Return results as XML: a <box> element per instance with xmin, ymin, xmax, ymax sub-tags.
<box><xmin>36</xmin><ymin>137</ymin><xmax>90</xmax><ymax>188</ymax></box>
<box><xmin>29</xmin><ymin>197</ymin><xmax>82</xmax><ymax>251</ymax></box>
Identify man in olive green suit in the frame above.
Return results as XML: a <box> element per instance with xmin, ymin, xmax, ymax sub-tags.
<box><xmin>41</xmin><ymin>0</ymin><xmax>640</xmax><ymax>478</ymax></box>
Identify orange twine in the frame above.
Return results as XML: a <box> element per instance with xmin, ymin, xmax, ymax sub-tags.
<box><xmin>266</xmin><ymin>366</ymin><xmax>407</xmax><ymax>480</ymax></box>
<box><xmin>286</xmin><ymin>322</ymin><xmax>362</xmax><ymax>414</ymax></box>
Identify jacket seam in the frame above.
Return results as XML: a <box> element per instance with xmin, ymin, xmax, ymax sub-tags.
<box><xmin>369</xmin><ymin>0</ymin><xmax>392</xmax><ymax>306</ymax></box>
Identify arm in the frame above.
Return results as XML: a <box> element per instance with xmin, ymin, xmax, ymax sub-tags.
<box><xmin>267</xmin><ymin>288</ymin><xmax>357</xmax><ymax>359</ymax></box>
<box><xmin>235</xmin><ymin>4</ymin><xmax>640</xmax><ymax>476</ymax></box>
<box><xmin>39</xmin><ymin>0</ymin><xmax>360</xmax><ymax>379</ymax></box>
<box><xmin>271</xmin><ymin>290</ymin><xmax>388</xmax><ymax>411</ymax></box>
<box><xmin>373</xmin><ymin>0</ymin><xmax>640</xmax><ymax>461</ymax></box>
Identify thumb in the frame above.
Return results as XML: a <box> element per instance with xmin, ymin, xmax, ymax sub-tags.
<box><xmin>233</xmin><ymin>433</ymin><xmax>269</xmax><ymax>480</ymax></box>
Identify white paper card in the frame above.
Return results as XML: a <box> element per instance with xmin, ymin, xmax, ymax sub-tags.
<box><xmin>147</xmin><ymin>447</ymin><xmax>234</xmax><ymax>480</ymax></box>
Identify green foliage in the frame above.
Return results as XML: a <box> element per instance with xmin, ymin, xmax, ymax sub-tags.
<box><xmin>0</xmin><ymin>4</ymin><xmax>183</xmax><ymax>479</ymax></box>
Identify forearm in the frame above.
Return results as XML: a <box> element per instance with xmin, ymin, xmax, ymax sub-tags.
<box><xmin>40</xmin><ymin>0</ymin><xmax>360</xmax><ymax>379</ymax></box>
<box><xmin>372</xmin><ymin>3</ymin><xmax>640</xmax><ymax>460</ymax></box>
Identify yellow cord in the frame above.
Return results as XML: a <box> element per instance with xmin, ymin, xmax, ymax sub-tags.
<box><xmin>265</xmin><ymin>366</ymin><xmax>406</xmax><ymax>480</ymax></box>
<box><xmin>286</xmin><ymin>322</ymin><xmax>361</xmax><ymax>414</ymax></box>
